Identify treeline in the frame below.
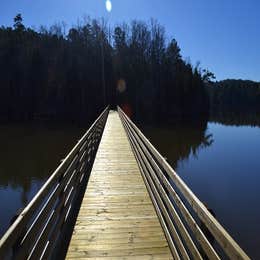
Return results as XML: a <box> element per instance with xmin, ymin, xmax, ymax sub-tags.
<box><xmin>208</xmin><ymin>79</ymin><xmax>260</xmax><ymax>126</ymax></box>
<box><xmin>208</xmin><ymin>79</ymin><xmax>260</xmax><ymax>112</ymax></box>
<box><xmin>0</xmin><ymin>14</ymin><xmax>209</xmax><ymax>124</ymax></box>
<box><xmin>113</xmin><ymin>21</ymin><xmax>209</xmax><ymax>122</ymax></box>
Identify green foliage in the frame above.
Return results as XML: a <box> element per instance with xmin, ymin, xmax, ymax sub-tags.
<box><xmin>0</xmin><ymin>15</ymin><xmax>210</xmax><ymax>124</ymax></box>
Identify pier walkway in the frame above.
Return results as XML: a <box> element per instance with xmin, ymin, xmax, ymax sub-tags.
<box><xmin>66</xmin><ymin>111</ymin><xmax>172</xmax><ymax>259</ymax></box>
<box><xmin>0</xmin><ymin>107</ymin><xmax>250</xmax><ymax>260</ymax></box>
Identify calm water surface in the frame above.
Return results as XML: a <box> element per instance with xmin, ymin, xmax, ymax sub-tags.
<box><xmin>141</xmin><ymin>120</ymin><xmax>260</xmax><ymax>259</ymax></box>
<box><xmin>0</xmin><ymin>123</ymin><xmax>84</xmax><ymax>237</ymax></box>
<box><xmin>0</xmin><ymin>119</ymin><xmax>259</xmax><ymax>259</ymax></box>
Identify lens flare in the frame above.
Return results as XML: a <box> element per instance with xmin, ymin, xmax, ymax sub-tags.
<box><xmin>117</xmin><ymin>79</ymin><xmax>126</xmax><ymax>93</ymax></box>
<box><xmin>106</xmin><ymin>0</ymin><xmax>112</xmax><ymax>12</ymax></box>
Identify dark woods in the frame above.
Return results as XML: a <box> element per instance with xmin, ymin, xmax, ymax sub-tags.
<box><xmin>0</xmin><ymin>14</ymin><xmax>209</xmax><ymax>124</ymax></box>
<box><xmin>208</xmin><ymin>79</ymin><xmax>260</xmax><ymax>126</ymax></box>
<box><xmin>0</xmin><ymin>15</ymin><xmax>113</xmax><ymax>124</ymax></box>
<box><xmin>113</xmin><ymin>21</ymin><xmax>210</xmax><ymax>123</ymax></box>
<box><xmin>1</xmin><ymin>14</ymin><xmax>259</xmax><ymax>126</ymax></box>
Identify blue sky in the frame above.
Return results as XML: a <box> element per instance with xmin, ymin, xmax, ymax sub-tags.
<box><xmin>0</xmin><ymin>0</ymin><xmax>259</xmax><ymax>81</ymax></box>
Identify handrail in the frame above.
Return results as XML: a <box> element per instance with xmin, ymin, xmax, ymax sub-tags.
<box><xmin>0</xmin><ymin>107</ymin><xmax>109</xmax><ymax>260</ymax></box>
<box><xmin>118</xmin><ymin>106</ymin><xmax>250</xmax><ymax>260</ymax></box>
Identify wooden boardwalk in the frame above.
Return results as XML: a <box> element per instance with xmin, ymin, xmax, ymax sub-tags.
<box><xmin>66</xmin><ymin>110</ymin><xmax>172</xmax><ymax>259</ymax></box>
<box><xmin>0</xmin><ymin>108</ymin><xmax>250</xmax><ymax>260</ymax></box>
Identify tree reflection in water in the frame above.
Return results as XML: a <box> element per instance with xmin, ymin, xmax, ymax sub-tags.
<box><xmin>210</xmin><ymin>110</ymin><xmax>260</xmax><ymax>127</ymax></box>
<box><xmin>0</xmin><ymin>124</ymin><xmax>84</xmax><ymax>236</ymax></box>
<box><xmin>140</xmin><ymin>118</ymin><xmax>214</xmax><ymax>169</ymax></box>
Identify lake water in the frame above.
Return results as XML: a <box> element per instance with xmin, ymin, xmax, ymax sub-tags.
<box><xmin>0</xmin><ymin>123</ymin><xmax>84</xmax><ymax>237</ymax></box>
<box><xmin>141</xmin><ymin>120</ymin><xmax>260</xmax><ymax>259</ymax></box>
<box><xmin>0</xmin><ymin>119</ymin><xmax>259</xmax><ymax>258</ymax></box>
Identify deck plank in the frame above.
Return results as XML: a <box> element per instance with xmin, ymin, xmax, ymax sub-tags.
<box><xmin>66</xmin><ymin>111</ymin><xmax>172</xmax><ymax>259</ymax></box>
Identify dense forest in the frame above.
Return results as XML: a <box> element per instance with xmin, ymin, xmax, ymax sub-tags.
<box><xmin>208</xmin><ymin>79</ymin><xmax>260</xmax><ymax>126</ymax></box>
<box><xmin>209</xmin><ymin>79</ymin><xmax>260</xmax><ymax>112</ymax></box>
<box><xmin>0</xmin><ymin>14</ymin><xmax>210</xmax><ymax>124</ymax></box>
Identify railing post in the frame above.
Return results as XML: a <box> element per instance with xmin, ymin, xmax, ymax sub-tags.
<box><xmin>0</xmin><ymin>106</ymin><xmax>109</xmax><ymax>260</ymax></box>
<box><xmin>118</xmin><ymin>106</ymin><xmax>250</xmax><ymax>260</ymax></box>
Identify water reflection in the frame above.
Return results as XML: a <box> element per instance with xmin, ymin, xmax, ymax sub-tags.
<box><xmin>0</xmin><ymin>114</ymin><xmax>259</xmax><ymax>258</ymax></box>
<box><xmin>140</xmin><ymin>116</ymin><xmax>260</xmax><ymax>259</ymax></box>
<box><xmin>211</xmin><ymin>110</ymin><xmax>260</xmax><ymax>127</ymax></box>
<box><xmin>0</xmin><ymin>124</ymin><xmax>84</xmax><ymax>236</ymax></box>
<box><xmin>141</xmin><ymin>119</ymin><xmax>214</xmax><ymax>169</ymax></box>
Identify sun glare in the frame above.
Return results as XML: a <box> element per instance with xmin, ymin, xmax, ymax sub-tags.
<box><xmin>106</xmin><ymin>0</ymin><xmax>112</xmax><ymax>12</ymax></box>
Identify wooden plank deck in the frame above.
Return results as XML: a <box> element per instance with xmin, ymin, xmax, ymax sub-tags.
<box><xmin>66</xmin><ymin>110</ymin><xmax>172</xmax><ymax>259</ymax></box>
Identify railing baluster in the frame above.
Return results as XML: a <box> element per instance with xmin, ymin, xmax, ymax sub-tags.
<box><xmin>118</xmin><ymin>106</ymin><xmax>250</xmax><ymax>260</ymax></box>
<box><xmin>1</xmin><ymin>106</ymin><xmax>250</xmax><ymax>260</ymax></box>
<box><xmin>0</xmin><ymin>107</ymin><xmax>109</xmax><ymax>260</ymax></box>
<box><xmin>121</xmin><ymin>116</ymin><xmax>191</xmax><ymax>258</ymax></box>
<box><xmin>121</xmin><ymin>113</ymin><xmax>220</xmax><ymax>260</ymax></box>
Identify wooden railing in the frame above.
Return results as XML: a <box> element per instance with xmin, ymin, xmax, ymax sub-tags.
<box><xmin>118</xmin><ymin>106</ymin><xmax>250</xmax><ymax>260</ymax></box>
<box><xmin>0</xmin><ymin>107</ymin><xmax>109</xmax><ymax>260</ymax></box>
